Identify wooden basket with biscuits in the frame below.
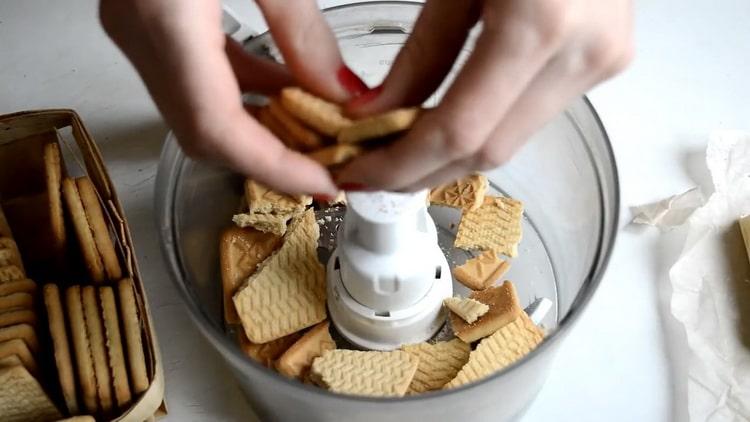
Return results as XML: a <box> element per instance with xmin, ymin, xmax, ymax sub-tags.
<box><xmin>0</xmin><ymin>109</ymin><xmax>166</xmax><ymax>421</ymax></box>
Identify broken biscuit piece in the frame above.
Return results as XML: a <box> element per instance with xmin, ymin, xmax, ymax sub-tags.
<box><xmin>280</xmin><ymin>87</ymin><xmax>352</xmax><ymax>136</ymax></box>
<box><xmin>244</xmin><ymin>180</ymin><xmax>311</xmax><ymax>215</ymax></box>
<box><xmin>452</xmin><ymin>250</ymin><xmax>510</xmax><ymax>290</ymax></box>
<box><xmin>311</xmin><ymin>349</ymin><xmax>419</xmax><ymax>397</ymax></box>
<box><xmin>401</xmin><ymin>339</ymin><xmax>470</xmax><ymax>394</ymax></box>
<box><xmin>337</xmin><ymin>108</ymin><xmax>419</xmax><ymax>144</ymax></box>
<box><xmin>450</xmin><ymin>281</ymin><xmax>523</xmax><ymax>343</ymax></box>
<box><xmin>232</xmin><ymin>212</ymin><xmax>294</xmax><ymax>236</ymax></box>
<box><xmin>454</xmin><ymin>196</ymin><xmax>523</xmax><ymax>257</ymax></box>
<box><xmin>275</xmin><ymin>321</ymin><xmax>336</xmax><ymax>379</ymax></box>
<box><xmin>443</xmin><ymin>297</ymin><xmax>489</xmax><ymax>324</ymax></box>
<box><xmin>430</xmin><ymin>173</ymin><xmax>488</xmax><ymax>212</ymax></box>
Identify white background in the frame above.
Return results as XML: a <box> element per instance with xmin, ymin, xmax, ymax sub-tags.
<box><xmin>1</xmin><ymin>0</ymin><xmax>749</xmax><ymax>420</ymax></box>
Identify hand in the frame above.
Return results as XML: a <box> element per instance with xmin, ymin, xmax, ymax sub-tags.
<box><xmin>337</xmin><ymin>0</ymin><xmax>634</xmax><ymax>191</ymax></box>
<box><xmin>99</xmin><ymin>0</ymin><xmax>369</xmax><ymax>197</ymax></box>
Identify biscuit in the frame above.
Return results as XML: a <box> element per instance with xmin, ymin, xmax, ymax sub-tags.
<box><xmin>741</xmin><ymin>215</ymin><xmax>749</xmax><ymax>263</ymax></box>
<box><xmin>0</xmin><ymin>309</ymin><xmax>36</xmax><ymax>328</ymax></box>
<box><xmin>280</xmin><ymin>87</ymin><xmax>352</xmax><ymax>136</ymax></box>
<box><xmin>0</xmin><ymin>237</ymin><xmax>24</xmax><ymax>273</ymax></box>
<box><xmin>450</xmin><ymin>281</ymin><xmax>523</xmax><ymax>343</ymax></box>
<box><xmin>77</xmin><ymin>177</ymin><xmax>122</xmax><ymax>281</ymax></box>
<box><xmin>268</xmin><ymin>98</ymin><xmax>325</xmax><ymax>151</ymax></box>
<box><xmin>0</xmin><ymin>278</ymin><xmax>36</xmax><ymax>296</ymax></box>
<box><xmin>310</xmin><ymin>349</ymin><xmax>419</xmax><ymax>397</ymax></box>
<box><xmin>454</xmin><ymin>196</ymin><xmax>523</xmax><ymax>257</ymax></box>
<box><xmin>306</xmin><ymin>144</ymin><xmax>362</xmax><ymax>167</ymax></box>
<box><xmin>444</xmin><ymin>312</ymin><xmax>543</xmax><ymax>389</ymax></box>
<box><xmin>43</xmin><ymin>284</ymin><xmax>78</xmax><ymax>414</ymax></box>
<box><xmin>66</xmin><ymin>285</ymin><xmax>98</xmax><ymax>414</ymax></box>
<box><xmin>57</xmin><ymin>417</ymin><xmax>96</xmax><ymax>422</ymax></box>
<box><xmin>0</xmin><ymin>338</ymin><xmax>37</xmax><ymax>375</ymax></box>
<box><xmin>275</xmin><ymin>321</ymin><xmax>336</xmax><ymax>379</ymax></box>
<box><xmin>234</xmin><ymin>209</ymin><xmax>326</xmax><ymax>343</ymax></box>
<box><xmin>63</xmin><ymin>178</ymin><xmax>105</xmax><ymax>283</ymax></box>
<box><xmin>401</xmin><ymin>339</ymin><xmax>471</xmax><ymax>394</ymax></box>
<box><xmin>444</xmin><ymin>297</ymin><xmax>489</xmax><ymax>324</ymax></box>
<box><xmin>0</xmin><ymin>205</ymin><xmax>11</xmax><ymax>238</ymax></box>
<box><xmin>236</xmin><ymin>329</ymin><xmax>301</xmax><ymax>368</ymax></box>
<box><xmin>337</xmin><ymin>108</ymin><xmax>419</xmax><ymax>144</ymax></box>
<box><xmin>0</xmin><ymin>354</ymin><xmax>22</xmax><ymax>368</ymax></box>
<box><xmin>117</xmin><ymin>278</ymin><xmax>149</xmax><ymax>395</ymax></box>
<box><xmin>452</xmin><ymin>250</ymin><xmax>510</xmax><ymax>290</ymax></box>
<box><xmin>100</xmin><ymin>285</ymin><xmax>132</xmax><ymax>408</ymax></box>
<box><xmin>429</xmin><ymin>173</ymin><xmax>488</xmax><ymax>212</ymax></box>
<box><xmin>0</xmin><ymin>292</ymin><xmax>33</xmax><ymax>312</ymax></box>
<box><xmin>44</xmin><ymin>142</ymin><xmax>66</xmax><ymax>262</ymax></box>
<box><xmin>257</xmin><ymin>106</ymin><xmax>298</xmax><ymax>149</ymax></box>
<box><xmin>0</xmin><ymin>324</ymin><xmax>38</xmax><ymax>353</ymax></box>
<box><xmin>82</xmin><ymin>285</ymin><xmax>113</xmax><ymax>413</ymax></box>
<box><xmin>245</xmin><ymin>180</ymin><xmax>311</xmax><ymax>215</ymax></box>
<box><xmin>233</xmin><ymin>211</ymin><xmax>293</xmax><ymax>236</ymax></box>
<box><xmin>219</xmin><ymin>226</ymin><xmax>282</xmax><ymax>325</ymax></box>
<box><xmin>0</xmin><ymin>365</ymin><xmax>61</xmax><ymax>422</ymax></box>
<box><xmin>0</xmin><ymin>265</ymin><xmax>24</xmax><ymax>282</ymax></box>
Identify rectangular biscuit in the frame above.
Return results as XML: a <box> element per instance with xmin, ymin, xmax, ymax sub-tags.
<box><xmin>280</xmin><ymin>87</ymin><xmax>352</xmax><ymax>136</ymax></box>
<box><xmin>117</xmin><ymin>278</ymin><xmax>149</xmax><ymax>395</ymax></box>
<box><xmin>401</xmin><ymin>339</ymin><xmax>471</xmax><ymax>394</ymax></box>
<box><xmin>66</xmin><ymin>285</ymin><xmax>98</xmax><ymax>414</ymax></box>
<box><xmin>310</xmin><ymin>349</ymin><xmax>419</xmax><ymax>397</ymax></box>
<box><xmin>429</xmin><ymin>173</ymin><xmax>488</xmax><ymax>212</ymax></box>
<box><xmin>337</xmin><ymin>108</ymin><xmax>419</xmax><ymax>144</ymax></box>
<box><xmin>77</xmin><ymin>177</ymin><xmax>122</xmax><ymax>281</ymax></box>
<box><xmin>100</xmin><ymin>286</ymin><xmax>133</xmax><ymax>409</ymax></box>
<box><xmin>44</xmin><ymin>142</ymin><xmax>67</xmax><ymax>264</ymax></box>
<box><xmin>0</xmin><ymin>292</ymin><xmax>33</xmax><ymax>312</ymax></box>
<box><xmin>452</xmin><ymin>250</ymin><xmax>510</xmax><ymax>290</ymax></box>
<box><xmin>0</xmin><ymin>309</ymin><xmax>36</xmax><ymax>328</ymax></box>
<box><xmin>63</xmin><ymin>178</ymin><xmax>106</xmax><ymax>283</ymax></box>
<box><xmin>0</xmin><ymin>279</ymin><xmax>36</xmax><ymax>297</ymax></box>
<box><xmin>0</xmin><ymin>324</ymin><xmax>38</xmax><ymax>354</ymax></box>
<box><xmin>444</xmin><ymin>312</ymin><xmax>543</xmax><ymax>389</ymax></box>
<box><xmin>0</xmin><ymin>365</ymin><xmax>61</xmax><ymax>422</ymax></box>
<box><xmin>82</xmin><ymin>285</ymin><xmax>113</xmax><ymax>413</ymax></box>
<box><xmin>268</xmin><ymin>98</ymin><xmax>325</xmax><ymax>151</ymax></box>
<box><xmin>233</xmin><ymin>209</ymin><xmax>326</xmax><ymax>343</ymax></box>
<box><xmin>43</xmin><ymin>284</ymin><xmax>78</xmax><ymax>414</ymax></box>
<box><xmin>454</xmin><ymin>196</ymin><xmax>523</xmax><ymax>257</ymax></box>
<box><xmin>220</xmin><ymin>226</ymin><xmax>282</xmax><ymax>325</ymax></box>
<box><xmin>275</xmin><ymin>321</ymin><xmax>336</xmax><ymax>379</ymax></box>
<box><xmin>306</xmin><ymin>144</ymin><xmax>362</xmax><ymax>167</ymax></box>
<box><xmin>450</xmin><ymin>281</ymin><xmax>523</xmax><ymax>343</ymax></box>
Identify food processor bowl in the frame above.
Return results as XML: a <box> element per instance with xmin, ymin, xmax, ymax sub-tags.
<box><xmin>155</xmin><ymin>2</ymin><xmax>619</xmax><ymax>421</ymax></box>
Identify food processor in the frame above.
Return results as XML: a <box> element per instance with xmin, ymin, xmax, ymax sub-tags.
<box><xmin>155</xmin><ymin>2</ymin><xmax>620</xmax><ymax>421</ymax></box>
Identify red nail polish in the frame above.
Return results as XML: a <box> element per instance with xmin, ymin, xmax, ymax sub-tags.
<box><xmin>313</xmin><ymin>193</ymin><xmax>335</xmax><ymax>202</ymax></box>
<box><xmin>347</xmin><ymin>85</ymin><xmax>383</xmax><ymax>108</ymax></box>
<box><xmin>337</xmin><ymin>183</ymin><xmax>368</xmax><ymax>192</ymax></box>
<box><xmin>337</xmin><ymin>65</ymin><xmax>368</xmax><ymax>96</ymax></box>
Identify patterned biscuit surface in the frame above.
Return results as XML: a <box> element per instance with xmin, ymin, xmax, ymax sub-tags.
<box><xmin>245</xmin><ymin>179</ymin><xmax>311</xmax><ymax>215</ymax></box>
<box><xmin>444</xmin><ymin>297</ymin><xmax>489</xmax><ymax>324</ymax></box>
<box><xmin>454</xmin><ymin>196</ymin><xmax>523</xmax><ymax>257</ymax></box>
<box><xmin>275</xmin><ymin>321</ymin><xmax>336</xmax><ymax>379</ymax></box>
<box><xmin>220</xmin><ymin>226</ymin><xmax>282</xmax><ymax>325</ymax></box>
<box><xmin>401</xmin><ymin>339</ymin><xmax>470</xmax><ymax>394</ymax></box>
<box><xmin>452</xmin><ymin>250</ymin><xmax>510</xmax><ymax>290</ymax></box>
<box><xmin>0</xmin><ymin>265</ymin><xmax>24</xmax><ymax>282</ymax></box>
<box><xmin>233</xmin><ymin>209</ymin><xmax>326</xmax><ymax>343</ymax></box>
<box><xmin>444</xmin><ymin>313</ymin><xmax>543</xmax><ymax>389</ymax></box>
<box><xmin>280</xmin><ymin>87</ymin><xmax>352</xmax><ymax>136</ymax></box>
<box><xmin>337</xmin><ymin>108</ymin><xmax>419</xmax><ymax>144</ymax></box>
<box><xmin>450</xmin><ymin>281</ymin><xmax>522</xmax><ymax>343</ymax></box>
<box><xmin>311</xmin><ymin>349</ymin><xmax>419</xmax><ymax>397</ymax></box>
<box><xmin>0</xmin><ymin>237</ymin><xmax>24</xmax><ymax>272</ymax></box>
<box><xmin>0</xmin><ymin>365</ymin><xmax>61</xmax><ymax>422</ymax></box>
<box><xmin>430</xmin><ymin>173</ymin><xmax>488</xmax><ymax>211</ymax></box>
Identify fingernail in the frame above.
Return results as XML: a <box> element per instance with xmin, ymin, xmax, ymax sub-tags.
<box><xmin>347</xmin><ymin>85</ymin><xmax>383</xmax><ymax>108</ymax></box>
<box><xmin>313</xmin><ymin>193</ymin><xmax>335</xmax><ymax>202</ymax></box>
<box><xmin>337</xmin><ymin>65</ymin><xmax>368</xmax><ymax>96</ymax></box>
<box><xmin>337</xmin><ymin>182</ymin><xmax>369</xmax><ymax>192</ymax></box>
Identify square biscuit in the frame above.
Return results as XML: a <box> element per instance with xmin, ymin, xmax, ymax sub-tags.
<box><xmin>454</xmin><ymin>196</ymin><xmax>523</xmax><ymax>257</ymax></box>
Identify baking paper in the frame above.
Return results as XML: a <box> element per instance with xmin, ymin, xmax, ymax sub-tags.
<box><xmin>630</xmin><ymin>187</ymin><xmax>705</xmax><ymax>230</ymax></box>
<box><xmin>668</xmin><ymin>131</ymin><xmax>750</xmax><ymax>421</ymax></box>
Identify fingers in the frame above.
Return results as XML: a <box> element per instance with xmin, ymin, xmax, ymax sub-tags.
<box><xmin>225</xmin><ymin>36</ymin><xmax>294</xmax><ymax>94</ymax></box>
<box><xmin>336</xmin><ymin>3</ymin><xmax>558</xmax><ymax>190</ymax></box>
<box><xmin>346</xmin><ymin>0</ymin><xmax>480</xmax><ymax>116</ymax></box>
<box><xmin>256</xmin><ymin>0</ymin><xmax>365</xmax><ymax>102</ymax></box>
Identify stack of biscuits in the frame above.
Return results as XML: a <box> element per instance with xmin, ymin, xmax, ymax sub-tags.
<box><xmin>218</xmin><ymin>89</ymin><xmax>546</xmax><ymax>398</ymax></box>
<box><xmin>0</xmin><ymin>136</ymin><xmax>153</xmax><ymax>420</ymax></box>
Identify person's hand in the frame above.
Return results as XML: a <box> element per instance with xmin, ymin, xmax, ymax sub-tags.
<box><xmin>100</xmin><ymin>0</ymin><xmax>369</xmax><ymax>197</ymax></box>
<box><xmin>337</xmin><ymin>0</ymin><xmax>633</xmax><ymax>191</ymax></box>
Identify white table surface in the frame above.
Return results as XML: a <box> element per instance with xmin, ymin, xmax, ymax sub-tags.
<box><xmin>1</xmin><ymin>1</ymin><xmax>749</xmax><ymax>421</ymax></box>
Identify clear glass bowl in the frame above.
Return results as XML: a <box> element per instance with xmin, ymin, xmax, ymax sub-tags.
<box><xmin>155</xmin><ymin>2</ymin><xmax>619</xmax><ymax>421</ymax></box>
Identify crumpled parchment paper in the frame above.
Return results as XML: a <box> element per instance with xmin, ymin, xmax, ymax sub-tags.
<box><xmin>630</xmin><ymin>187</ymin><xmax>705</xmax><ymax>230</ymax></box>
<box><xmin>667</xmin><ymin>131</ymin><xmax>750</xmax><ymax>421</ymax></box>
